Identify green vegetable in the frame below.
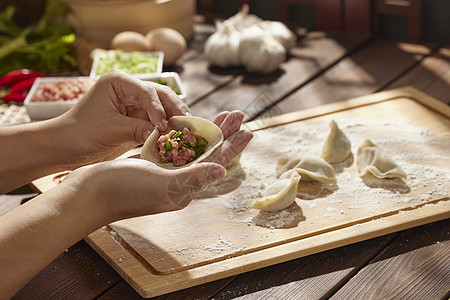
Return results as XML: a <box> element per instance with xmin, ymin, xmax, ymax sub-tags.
<box><xmin>154</xmin><ymin>78</ymin><xmax>182</xmax><ymax>95</ymax></box>
<box><xmin>196</xmin><ymin>137</ymin><xmax>208</xmax><ymax>147</ymax></box>
<box><xmin>181</xmin><ymin>142</ymin><xmax>191</xmax><ymax>147</ymax></box>
<box><xmin>172</xmin><ymin>130</ymin><xmax>183</xmax><ymax>139</ymax></box>
<box><xmin>194</xmin><ymin>137</ymin><xmax>208</xmax><ymax>158</ymax></box>
<box><xmin>165</xmin><ymin>141</ymin><xmax>172</xmax><ymax>151</ymax></box>
<box><xmin>95</xmin><ymin>50</ymin><xmax>160</xmax><ymax>76</ymax></box>
<box><xmin>0</xmin><ymin>0</ymin><xmax>75</xmax><ymax>76</ymax></box>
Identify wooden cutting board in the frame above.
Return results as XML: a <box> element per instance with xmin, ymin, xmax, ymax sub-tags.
<box><xmin>32</xmin><ymin>87</ymin><xmax>450</xmax><ymax>298</ymax></box>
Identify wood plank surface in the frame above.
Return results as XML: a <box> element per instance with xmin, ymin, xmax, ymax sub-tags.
<box><xmin>386</xmin><ymin>45</ymin><xmax>450</xmax><ymax>105</ymax></box>
<box><xmin>275</xmin><ymin>40</ymin><xmax>440</xmax><ymax>116</ymax></box>
<box><xmin>189</xmin><ymin>31</ymin><xmax>370</xmax><ymax>120</ymax></box>
<box><xmin>97</xmin><ymin>235</ymin><xmax>396</xmax><ymax>300</ymax></box>
<box><xmin>12</xmin><ymin>241</ymin><xmax>122</xmax><ymax>300</ymax></box>
<box><xmin>211</xmin><ymin>235</ymin><xmax>396</xmax><ymax>300</ymax></box>
<box><xmin>329</xmin><ymin>219</ymin><xmax>450</xmax><ymax>300</ymax></box>
<box><xmin>4</xmin><ymin>20</ymin><xmax>450</xmax><ymax>299</ymax></box>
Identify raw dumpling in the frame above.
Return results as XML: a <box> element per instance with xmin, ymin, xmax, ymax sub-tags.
<box><xmin>322</xmin><ymin>120</ymin><xmax>352</xmax><ymax>164</ymax></box>
<box><xmin>277</xmin><ymin>155</ymin><xmax>337</xmax><ymax>185</ymax></box>
<box><xmin>141</xmin><ymin>116</ymin><xmax>223</xmax><ymax>169</ymax></box>
<box><xmin>357</xmin><ymin>139</ymin><xmax>407</xmax><ymax>179</ymax></box>
<box><xmin>252</xmin><ymin>170</ymin><xmax>301</xmax><ymax>211</ymax></box>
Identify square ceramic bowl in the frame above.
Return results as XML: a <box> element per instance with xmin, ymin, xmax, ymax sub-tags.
<box><xmin>90</xmin><ymin>50</ymin><xmax>164</xmax><ymax>79</ymax></box>
<box><xmin>141</xmin><ymin>72</ymin><xmax>187</xmax><ymax>102</ymax></box>
<box><xmin>24</xmin><ymin>76</ymin><xmax>96</xmax><ymax>120</ymax></box>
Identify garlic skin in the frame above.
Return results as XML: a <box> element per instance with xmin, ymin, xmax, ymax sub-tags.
<box><xmin>256</xmin><ymin>21</ymin><xmax>296</xmax><ymax>51</ymax></box>
<box><xmin>226</xmin><ymin>4</ymin><xmax>262</xmax><ymax>32</ymax></box>
<box><xmin>238</xmin><ymin>26</ymin><xmax>286</xmax><ymax>74</ymax></box>
<box><xmin>204</xmin><ymin>21</ymin><xmax>241</xmax><ymax>68</ymax></box>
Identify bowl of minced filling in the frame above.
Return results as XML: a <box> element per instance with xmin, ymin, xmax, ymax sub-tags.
<box><xmin>141</xmin><ymin>116</ymin><xmax>223</xmax><ymax>169</ymax></box>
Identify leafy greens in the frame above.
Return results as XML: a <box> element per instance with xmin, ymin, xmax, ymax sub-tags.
<box><xmin>0</xmin><ymin>0</ymin><xmax>75</xmax><ymax>76</ymax></box>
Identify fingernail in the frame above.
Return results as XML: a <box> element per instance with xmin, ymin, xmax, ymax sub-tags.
<box><xmin>210</xmin><ymin>166</ymin><xmax>226</xmax><ymax>180</ymax></box>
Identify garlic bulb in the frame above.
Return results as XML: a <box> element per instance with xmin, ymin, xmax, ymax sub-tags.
<box><xmin>226</xmin><ymin>4</ymin><xmax>262</xmax><ymax>32</ymax></box>
<box><xmin>257</xmin><ymin>21</ymin><xmax>296</xmax><ymax>51</ymax></box>
<box><xmin>239</xmin><ymin>26</ymin><xmax>286</xmax><ymax>74</ymax></box>
<box><xmin>204</xmin><ymin>21</ymin><xmax>241</xmax><ymax>68</ymax></box>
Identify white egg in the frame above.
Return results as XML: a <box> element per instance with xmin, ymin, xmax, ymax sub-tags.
<box><xmin>110</xmin><ymin>31</ymin><xmax>150</xmax><ymax>52</ymax></box>
<box><xmin>146</xmin><ymin>28</ymin><xmax>186</xmax><ymax>66</ymax></box>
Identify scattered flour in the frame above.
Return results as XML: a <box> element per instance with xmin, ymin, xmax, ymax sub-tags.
<box><xmin>109</xmin><ymin>119</ymin><xmax>449</xmax><ymax>269</ymax></box>
<box><xmin>213</xmin><ymin>119</ymin><xmax>450</xmax><ymax>229</ymax></box>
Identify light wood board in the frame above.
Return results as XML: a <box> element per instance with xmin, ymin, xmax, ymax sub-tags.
<box><xmin>32</xmin><ymin>87</ymin><xmax>450</xmax><ymax>298</ymax></box>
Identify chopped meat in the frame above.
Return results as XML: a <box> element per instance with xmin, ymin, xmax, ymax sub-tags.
<box><xmin>31</xmin><ymin>78</ymin><xmax>95</xmax><ymax>102</ymax></box>
<box><xmin>157</xmin><ymin>127</ymin><xmax>208</xmax><ymax>166</ymax></box>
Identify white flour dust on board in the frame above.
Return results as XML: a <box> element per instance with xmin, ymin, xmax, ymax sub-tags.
<box><xmin>198</xmin><ymin>119</ymin><xmax>450</xmax><ymax>229</ymax></box>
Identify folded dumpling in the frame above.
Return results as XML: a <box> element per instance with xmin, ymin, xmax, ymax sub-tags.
<box><xmin>141</xmin><ymin>116</ymin><xmax>223</xmax><ymax>169</ymax></box>
<box><xmin>277</xmin><ymin>155</ymin><xmax>337</xmax><ymax>185</ymax></box>
<box><xmin>252</xmin><ymin>170</ymin><xmax>301</xmax><ymax>211</ymax></box>
<box><xmin>357</xmin><ymin>139</ymin><xmax>407</xmax><ymax>179</ymax></box>
<box><xmin>322</xmin><ymin>120</ymin><xmax>352</xmax><ymax>164</ymax></box>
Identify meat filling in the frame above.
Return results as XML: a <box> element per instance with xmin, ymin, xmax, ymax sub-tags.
<box><xmin>157</xmin><ymin>127</ymin><xmax>208</xmax><ymax>166</ymax></box>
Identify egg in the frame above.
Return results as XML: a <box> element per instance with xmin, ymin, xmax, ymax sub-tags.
<box><xmin>110</xmin><ymin>31</ymin><xmax>150</xmax><ymax>52</ymax></box>
<box><xmin>146</xmin><ymin>28</ymin><xmax>186</xmax><ymax>66</ymax></box>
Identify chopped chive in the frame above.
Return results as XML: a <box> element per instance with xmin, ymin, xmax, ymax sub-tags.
<box><xmin>194</xmin><ymin>146</ymin><xmax>205</xmax><ymax>159</ymax></box>
<box><xmin>172</xmin><ymin>130</ymin><xmax>183</xmax><ymax>139</ymax></box>
<box><xmin>196</xmin><ymin>137</ymin><xmax>208</xmax><ymax>147</ymax></box>
<box><xmin>165</xmin><ymin>141</ymin><xmax>172</xmax><ymax>151</ymax></box>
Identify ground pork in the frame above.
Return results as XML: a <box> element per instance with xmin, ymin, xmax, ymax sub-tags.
<box><xmin>157</xmin><ymin>127</ymin><xmax>208</xmax><ymax>166</ymax></box>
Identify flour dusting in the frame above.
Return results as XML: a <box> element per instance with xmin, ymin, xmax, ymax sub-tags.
<box><xmin>109</xmin><ymin>119</ymin><xmax>450</xmax><ymax>271</ymax></box>
<box><xmin>201</xmin><ymin>119</ymin><xmax>450</xmax><ymax>229</ymax></box>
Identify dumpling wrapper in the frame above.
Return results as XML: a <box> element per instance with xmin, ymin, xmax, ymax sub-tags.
<box><xmin>357</xmin><ymin>139</ymin><xmax>407</xmax><ymax>179</ymax></box>
<box><xmin>322</xmin><ymin>120</ymin><xmax>352</xmax><ymax>164</ymax></box>
<box><xmin>252</xmin><ymin>170</ymin><xmax>301</xmax><ymax>211</ymax></box>
<box><xmin>277</xmin><ymin>155</ymin><xmax>337</xmax><ymax>185</ymax></box>
<box><xmin>140</xmin><ymin>116</ymin><xmax>224</xmax><ymax>169</ymax></box>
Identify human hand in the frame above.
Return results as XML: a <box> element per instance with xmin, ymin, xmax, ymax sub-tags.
<box><xmin>61</xmin><ymin>110</ymin><xmax>253</xmax><ymax>222</ymax></box>
<box><xmin>62</xmin><ymin>158</ymin><xmax>226</xmax><ymax>222</ymax></box>
<box><xmin>58</xmin><ymin>70</ymin><xmax>190</xmax><ymax>169</ymax></box>
<box><xmin>203</xmin><ymin>110</ymin><xmax>254</xmax><ymax>166</ymax></box>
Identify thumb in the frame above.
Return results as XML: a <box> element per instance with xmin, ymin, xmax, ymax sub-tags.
<box><xmin>167</xmin><ymin>163</ymin><xmax>226</xmax><ymax>209</ymax></box>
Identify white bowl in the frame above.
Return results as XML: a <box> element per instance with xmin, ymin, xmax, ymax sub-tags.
<box><xmin>89</xmin><ymin>50</ymin><xmax>164</xmax><ymax>79</ymax></box>
<box><xmin>24</xmin><ymin>77</ymin><xmax>95</xmax><ymax>120</ymax></box>
<box><xmin>141</xmin><ymin>72</ymin><xmax>187</xmax><ymax>102</ymax></box>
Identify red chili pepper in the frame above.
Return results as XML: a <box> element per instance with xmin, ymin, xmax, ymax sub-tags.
<box><xmin>2</xmin><ymin>93</ymin><xmax>26</xmax><ymax>103</ymax></box>
<box><xmin>10</xmin><ymin>77</ymin><xmax>38</xmax><ymax>94</ymax></box>
<box><xmin>0</xmin><ymin>69</ymin><xmax>46</xmax><ymax>88</ymax></box>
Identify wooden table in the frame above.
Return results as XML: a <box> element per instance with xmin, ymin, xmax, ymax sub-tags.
<box><xmin>2</xmin><ymin>21</ymin><xmax>449</xmax><ymax>299</ymax></box>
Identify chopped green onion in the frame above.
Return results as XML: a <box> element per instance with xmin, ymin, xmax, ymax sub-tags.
<box><xmin>181</xmin><ymin>142</ymin><xmax>191</xmax><ymax>147</ymax></box>
<box><xmin>196</xmin><ymin>137</ymin><xmax>208</xmax><ymax>147</ymax></box>
<box><xmin>172</xmin><ymin>130</ymin><xmax>183</xmax><ymax>139</ymax></box>
<box><xmin>194</xmin><ymin>137</ymin><xmax>208</xmax><ymax>159</ymax></box>
<box><xmin>195</xmin><ymin>146</ymin><xmax>205</xmax><ymax>159</ymax></box>
<box><xmin>165</xmin><ymin>141</ymin><xmax>172</xmax><ymax>151</ymax></box>
<box><xmin>95</xmin><ymin>51</ymin><xmax>160</xmax><ymax>76</ymax></box>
